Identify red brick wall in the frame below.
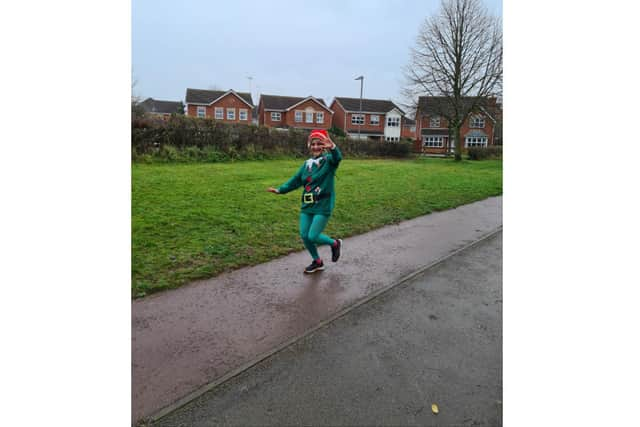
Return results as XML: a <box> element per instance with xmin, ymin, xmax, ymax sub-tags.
<box><xmin>330</xmin><ymin>101</ymin><xmax>346</xmax><ymax>131</ymax></box>
<box><xmin>415</xmin><ymin>112</ymin><xmax>495</xmax><ymax>153</ymax></box>
<box><xmin>401</xmin><ymin>119</ymin><xmax>416</xmax><ymax>140</ymax></box>
<box><xmin>261</xmin><ymin>99</ymin><xmax>332</xmax><ymax>129</ymax></box>
<box><xmin>330</xmin><ymin>101</ymin><xmax>387</xmax><ymax>134</ymax></box>
<box><xmin>187</xmin><ymin>93</ymin><xmax>253</xmax><ymax>124</ymax></box>
<box><xmin>262</xmin><ymin>108</ymin><xmax>285</xmax><ymax>127</ymax></box>
<box><xmin>343</xmin><ymin>111</ymin><xmax>386</xmax><ymax>133</ymax></box>
<box><xmin>258</xmin><ymin>100</ymin><xmax>267</xmax><ymax>126</ymax></box>
<box><xmin>457</xmin><ymin>114</ymin><xmax>495</xmax><ymax>150</ymax></box>
<box><xmin>283</xmin><ymin>99</ymin><xmax>331</xmax><ymax>129</ymax></box>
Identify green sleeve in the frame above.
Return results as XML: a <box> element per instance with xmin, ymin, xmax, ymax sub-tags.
<box><xmin>325</xmin><ymin>145</ymin><xmax>343</xmax><ymax>166</ymax></box>
<box><xmin>277</xmin><ymin>164</ymin><xmax>304</xmax><ymax>194</ymax></box>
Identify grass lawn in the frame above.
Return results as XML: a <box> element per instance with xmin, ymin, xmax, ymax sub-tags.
<box><xmin>132</xmin><ymin>157</ymin><xmax>502</xmax><ymax>297</ymax></box>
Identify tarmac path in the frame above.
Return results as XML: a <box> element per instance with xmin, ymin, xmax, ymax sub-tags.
<box><xmin>132</xmin><ymin>196</ymin><xmax>501</xmax><ymax>423</ymax></box>
<box><xmin>152</xmin><ymin>230</ymin><xmax>502</xmax><ymax>426</ymax></box>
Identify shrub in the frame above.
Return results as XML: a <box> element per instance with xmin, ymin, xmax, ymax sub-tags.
<box><xmin>467</xmin><ymin>146</ymin><xmax>502</xmax><ymax>160</ymax></box>
<box><xmin>132</xmin><ymin>117</ymin><xmax>413</xmax><ymax>162</ymax></box>
<box><xmin>159</xmin><ymin>145</ymin><xmax>179</xmax><ymax>162</ymax></box>
<box><xmin>328</xmin><ymin>126</ymin><xmax>346</xmax><ymax>137</ymax></box>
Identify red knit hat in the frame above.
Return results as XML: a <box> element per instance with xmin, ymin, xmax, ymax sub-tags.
<box><xmin>309</xmin><ymin>129</ymin><xmax>328</xmax><ymax>140</ymax></box>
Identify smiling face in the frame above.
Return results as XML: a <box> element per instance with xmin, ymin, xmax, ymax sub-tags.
<box><xmin>309</xmin><ymin>138</ymin><xmax>324</xmax><ymax>157</ymax></box>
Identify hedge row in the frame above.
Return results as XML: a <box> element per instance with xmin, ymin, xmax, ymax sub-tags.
<box><xmin>132</xmin><ymin>115</ymin><xmax>412</xmax><ymax>162</ymax></box>
<box><xmin>467</xmin><ymin>146</ymin><xmax>503</xmax><ymax>160</ymax></box>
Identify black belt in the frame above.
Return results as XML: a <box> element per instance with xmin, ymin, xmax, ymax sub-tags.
<box><xmin>302</xmin><ymin>192</ymin><xmax>331</xmax><ymax>204</ymax></box>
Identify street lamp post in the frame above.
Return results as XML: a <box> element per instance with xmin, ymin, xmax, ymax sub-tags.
<box><xmin>355</xmin><ymin>75</ymin><xmax>364</xmax><ymax>138</ymax></box>
<box><xmin>246</xmin><ymin>75</ymin><xmax>253</xmax><ymax>100</ymax></box>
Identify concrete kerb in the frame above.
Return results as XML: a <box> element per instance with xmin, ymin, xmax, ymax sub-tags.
<box><xmin>143</xmin><ymin>225</ymin><xmax>503</xmax><ymax>425</ymax></box>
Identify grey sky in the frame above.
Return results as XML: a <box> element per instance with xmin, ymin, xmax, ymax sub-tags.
<box><xmin>132</xmin><ymin>0</ymin><xmax>502</xmax><ymax>107</ymax></box>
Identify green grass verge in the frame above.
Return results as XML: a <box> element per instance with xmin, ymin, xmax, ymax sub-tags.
<box><xmin>132</xmin><ymin>157</ymin><xmax>502</xmax><ymax>297</ymax></box>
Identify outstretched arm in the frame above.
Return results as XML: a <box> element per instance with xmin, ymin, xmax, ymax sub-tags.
<box><xmin>267</xmin><ymin>164</ymin><xmax>304</xmax><ymax>195</ymax></box>
<box><xmin>322</xmin><ymin>134</ymin><xmax>342</xmax><ymax>165</ymax></box>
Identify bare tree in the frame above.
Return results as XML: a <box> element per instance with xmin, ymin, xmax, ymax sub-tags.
<box><xmin>402</xmin><ymin>0</ymin><xmax>502</xmax><ymax>160</ymax></box>
<box><xmin>131</xmin><ymin>76</ymin><xmax>145</xmax><ymax>119</ymax></box>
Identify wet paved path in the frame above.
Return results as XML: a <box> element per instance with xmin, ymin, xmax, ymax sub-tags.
<box><xmin>132</xmin><ymin>196</ymin><xmax>501</xmax><ymax>423</ymax></box>
<box><xmin>153</xmin><ymin>232</ymin><xmax>502</xmax><ymax>426</ymax></box>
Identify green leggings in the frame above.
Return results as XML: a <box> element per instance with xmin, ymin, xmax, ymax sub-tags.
<box><xmin>299</xmin><ymin>212</ymin><xmax>335</xmax><ymax>261</ymax></box>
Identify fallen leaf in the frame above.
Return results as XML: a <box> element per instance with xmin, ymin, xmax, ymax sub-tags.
<box><xmin>432</xmin><ymin>403</ymin><xmax>439</xmax><ymax>414</ymax></box>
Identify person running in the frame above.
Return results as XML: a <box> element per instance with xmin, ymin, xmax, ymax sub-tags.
<box><xmin>267</xmin><ymin>129</ymin><xmax>343</xmax><ymax>273</ymax></box>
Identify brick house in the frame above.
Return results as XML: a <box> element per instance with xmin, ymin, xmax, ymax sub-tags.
<box><xmin>330</xmin><ymin>97</ymin><xmax>407</xmax><ymax>141</ymax></box>
<box><xmin>139</xmin><ymin>98</ymin><xmax>184</xmax><ymax>118</ymax></box>
<box><xmin>258</xmin><ymin>94</ymin><xmax>333</xmax><ymax>130</ymax></box>
<box><xmin>415</xmin><ymin>96</ymin><xmax>497</xmax><ymax>154</ymax></box>
<box><xmin>401</xmin><ymin>117</ymin><xmax>416</xmax><ymax>141</ymax></box>
<box><xmin>185</xmin><ymin>88</ymin><xmax>254</xmax><ymax>124</ymax></box>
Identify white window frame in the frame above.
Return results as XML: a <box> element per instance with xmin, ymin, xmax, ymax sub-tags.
<box><xmin>316</xmin><ymin>112</ymin><xmax>324</xmax><ymax>123</ymax></box>
<box><xmin>385</xmin><ymin>136</ymin><xmax>400</xmax><ymax>142</ymax></box>
<box><xmin>470</xmin><ymin>115</ymin><xmax>485</xmax><ymax>128</ymax></box>
<box><xmin>214</xmin><ymin>107</ymin><xmax>223</xmax><ymax>119</ymax></box>
<box><xmin>423</xmin><ymin>136</ymin><xmax>444</xmax><ymax>148</ymax></box>
<box><xmin>430</xmin><ymin>116</ymin><xmax>440</xmax><ymax>128</ymax></box>
<box><xmin>351</xmin><ymin>114</ymin><xmax>364</xmax><ymax>125</ymax></box>
<box><xmin>386</xmin><ymin>116</ymin><xmax>400</xmax><ymax>127</ymax></box>
<box><xmin>197</xmin><ymin>106</ymin><xmax>206</xmax><ymax>118</ymax></box>
<box><xmin>464</xmin><ymin>136</ymin><xmax>488</xmax><ymax>147</ymax></box>
<box><xmin>295</xmin><ymin>111</ymin><xmax>303</xmax><ymax>122</ymax></box>
<box><xmin>226</xmin><ymin>108</ymin><xmax>236</xmax><ymax>120</ymax></box>
<box><xmin>239</xmin><ymin>109</ymin><xmax>248</xmax><ymax>121</ymax></box>
<box><xmin>370</xmin><ymin>115</ymin><xmax>380</xmax><ymax>125</ymax></box>
<box><xmin>271</xmin><ymin>112</ymin><xmax>281</xmax><ymax>121</ymax></box>
<box><xmin>305</xmin><ymin>112</ymin><xmax>314</xmax><ymax>123</ymax></box>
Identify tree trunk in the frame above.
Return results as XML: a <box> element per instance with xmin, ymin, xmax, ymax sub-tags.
<box><xmin>454</xmin><ymin>125</ymin><xmax>462</xmax><ymax>161</ymax></box>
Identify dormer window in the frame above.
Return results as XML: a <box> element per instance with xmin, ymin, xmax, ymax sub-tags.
<box><xmin>471</xmin><ymin>115</ymin><xmax>485</xmax><ymax>128</ymax></box>
<box><xmin>430</xmin><ymin>116</ymin><xmax>440</xmax><ymax>127</ymax></box>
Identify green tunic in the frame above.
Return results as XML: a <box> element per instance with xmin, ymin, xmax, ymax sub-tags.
<box><xmin>277</xmin><ymin>145</ymin><xmax>343</xmax><ymax>216</ymax></box>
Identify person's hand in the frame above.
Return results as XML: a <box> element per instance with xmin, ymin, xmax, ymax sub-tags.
<box><xmin>322</xmin><ymin>135</ymin><xmax>336</xmax><ymax>150</ymax></box>
<box><xmin>267</xmin><ymin>187</ymin><xmax>279</xmax><ymax>194</ymax></box>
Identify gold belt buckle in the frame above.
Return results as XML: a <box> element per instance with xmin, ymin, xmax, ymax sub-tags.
<box><xmin>303</xmin><ymin>193</ymin><xmax>314</xmax><ymax>204</ymax></box>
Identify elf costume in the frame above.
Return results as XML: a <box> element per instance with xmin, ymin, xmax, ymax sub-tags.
<box><xmin>275</xmin><ymin>129</ymin><xmax>343</xmax><ymax>273</ymax></box>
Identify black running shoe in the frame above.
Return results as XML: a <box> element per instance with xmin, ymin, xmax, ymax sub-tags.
<box><xmin>331</xmin><ymin>239</ymin><xmax>343</xmax><ymax>262</ymax></box>
<box><xmin>304</xmin><ymin>259</ymin><xmax>325</xmax><ymax>274</ymax></box>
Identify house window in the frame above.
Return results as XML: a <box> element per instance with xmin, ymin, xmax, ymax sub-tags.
<box><xmin>423</xmin><ymin>136</ymin><xmax>444</xmax><ymax>148</ymax></box>
<box><xmin>465</xmin><ymin>136</ymin><xmax>488</xmax><ymax>147</ymax></box>
<box><xmin>239</xmin><ymin>109</ymin><xmax>248</xmax><ymax>121</ymax></box>
<box><xmin>316</xmin><ymin>112</ymin><xmax>324</xmax><ymax>123</ymax></box>
<box><xmin>295</xmin><ymin>111</ymin><xmax>303</xmax><ymax>122</ymax></box>
<box><xmin>370</xmin><ymin>115</ymin><xmax>380</xmax><ymax>125</ymax></box>
<box><xmin>387</xmin><ymin>117</ymin><xmax>400</xmax><ymax>127</ymax></box>
<box><xmin>385</xmin><ymin>136</ymin><xmax>400</xmax><ymax>142</ymax></box>
<box><xmin>227</xmin><ymin>108</ymin><xmax>236</xmax><ymax>120</ymax></box>
<box><xmin>306</xmin><ymin>112</ymin><xmax>314</xmax><ymax>123</ymax></box>
<box><xmin>351</xmin><ymin>114</ymin><xmax>364</xmax><ymax>125</ymax></box>
<box><xmin>214</xmin><ymin>107</ymin><xmax>223</xmax><ymax>119</ymax></box>
<box><xmin>470</xmin><ymin>115</ymin><xmax>485</xmax><ymax>128</ymax></box>
<box><xmin>271</xmin><ymin>112</ymin><xmax>281</xmax><ymax>121</ymax></box>
<box><xmin>197</xmin><ymin>106</ymin><xmax>206</xmax><ymax>118</ymax></box>
<box><xmin>430</xmin><ymin>116</ymin><xmax>440</xmax><ymax>127</ymax></box>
